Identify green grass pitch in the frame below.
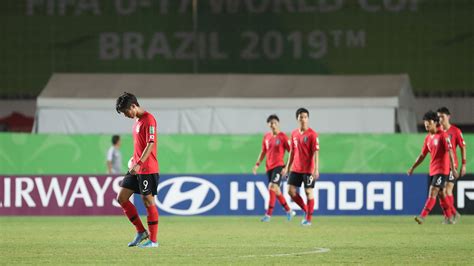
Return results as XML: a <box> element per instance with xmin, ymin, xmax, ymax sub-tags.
<box><xmin>1</xmin><ymin>216</ymin><xmax>473</xmax><ymax>264</ymax></box>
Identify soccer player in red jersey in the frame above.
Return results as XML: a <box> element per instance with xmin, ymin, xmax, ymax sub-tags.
<box><xmin>115</xmin><ymin>92</ymin><xmax>160</xmax><ymax>248</ymax></box>
<box><xmin>253</xmin><ymin>114</ymin><xmax>296</xmax><ymax>222</ymax></box>
<box><xmin>282</xmin><ymin>108</ymin><xmax>320</xmax><ymax>226</ymax></box>
<box><xmin>407</xmin><ymin>111</ymin><xmax>457</xmax><ymax>225</ymax></box>
<box><xmin>437</xmin><ymin>107</ymin><xmax>467</xmax><ymax>223</ymax></box>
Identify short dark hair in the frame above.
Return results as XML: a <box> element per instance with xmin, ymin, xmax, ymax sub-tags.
<box><xmin>112</xmin><ymin>135</ymin><xmax>120</xmax><ymax>145</ymax></box>
<box><xmin>423</xmin><ymin>110</ymin><xmax>438</xmax><ymax>123</ymax></box>
<box><xmin>116</xmin><ymin>92</ymin><xmax>139</xmax><ymax>113</ymax></box>
<box><xmin>266</xmin><ymin>114</ymin><xmax>279</xmax><ymax>123</ymax></box>
<box><xmin>296</xmin><ymin>108</ymin><xmax>309</xmax><ymax>119</ymax></box>
<box><xmin>437</xmin><ymin>106</ymin><xmax>451</xmax><ymax>115</ymax></box>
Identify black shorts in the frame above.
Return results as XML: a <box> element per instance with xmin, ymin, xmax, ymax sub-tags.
<box><xmin>120</xmin><ymin>172</ymin><xmax>160</xmax><ymax>196</ymax></box>
<box><xmin>266</xmin><ymin>166</ymin><xmax>284</xmax><ymax>185</ymax></box>
<box><xmin>288</xmin><ymin>172</ymin><xmax>316</xmax><ymax>188</ymax></box>
<box><xmin>447</xmin><ymin>170</ymin><xmax>456</xmax><ymax>183</ymax></box>
<box><xmin>430</xmin><ymin>174</ymin><xmax>447</xmax><ymax>188</ymax></box>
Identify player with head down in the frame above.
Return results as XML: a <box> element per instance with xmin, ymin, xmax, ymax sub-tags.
<box><xmin>115</xmin><ymin>92</ymin><xmax>160</xmax><ymax>248</ymax></box>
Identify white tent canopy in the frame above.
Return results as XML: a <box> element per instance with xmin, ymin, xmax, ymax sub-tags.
<box><xmin>35</xmin><ymin>73</ymin><xmax>417</xmax><ymax>134</ymax></box>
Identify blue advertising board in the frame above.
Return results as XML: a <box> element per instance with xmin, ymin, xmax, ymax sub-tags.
<box><xmin>135</xmin><ymin>174</ymin><xmax>428</xmax><ymax>216</ymax></box>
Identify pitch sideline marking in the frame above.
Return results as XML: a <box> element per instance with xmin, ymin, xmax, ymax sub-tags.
<box><xmin>225</xmin><ymin>247</ymin><xmax>331</xmax><ymax>259</ymax></box>
<box><xmin>154</xmin><ymin>247</ymin><xmax>330</xmax><ymax>258</ymax></box>
<box><xmin>239</xmin><ymin>247</ymin><xmax>330</xmax><ymax>258</ymax></box>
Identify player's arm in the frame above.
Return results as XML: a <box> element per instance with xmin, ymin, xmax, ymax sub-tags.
<box><xmin>252</xmin><ymin>150</ymin><xmax>266</xmax><ymax>175</ymax></box>
<box><xmin>459</xmin><ymin>129</ymin><xmax>467</xmax><ymax>177</ymax></box>
<box><xmin>130</xmin><ymin>142</ymin><xmax>154</xmax><ymax>175</ymax></box>
<box><xmin>445</xmin><ymin>136</ymin><xmax>459</xmax><ymax>178</ymax></box>
<box><xmin>253</xmin><ymin>137</ymin><xmax>267</xmax><ymax>174</ymax></box>
<box><xmin>407</xmin><ymin>153</ymin><xmax>426</xmax><ymax>175</ymax></box>
<box><xmin>448</xmin><ymin>148</ymin><xmax>458</xmax><ymax>178</ymax></box>
<box><xmin>460</xmin><ymin>145</ymin><xmax>467</xmax><ymax>177</ymax></box>
<box><xmin>139</xmin><ymin>142</ymin><xmax>155</xmax><ymax>164</ymax></box>
<box><xmin>313</xmin><ymin>150</ymin><xmax>320</xmax><ymax>180</ymax></box>
<box><xmin>282</xmin><ymin>148</ymin><xmax>294</xmax><ymax>177</ymax></box>
<box><xmin>312</xmin><ymin>135</ymin><xmax>320</xmax><ymax>179</ymax></box>
<box><xmin>283</xmin><ymin>135</ymin><xmax>291</xmax><ymax>152</ymax></box>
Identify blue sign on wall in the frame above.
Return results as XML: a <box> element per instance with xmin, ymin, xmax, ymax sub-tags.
<box><xmin>135</xmin><ymin>174</ymin><xmax>428</xmax><ymax>216</ymax></box>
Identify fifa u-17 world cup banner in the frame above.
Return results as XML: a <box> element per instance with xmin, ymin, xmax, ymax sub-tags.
<box><xmin>2</xmin><ymin>0</ymin><xmax>474</xmax><ymax>96</ymax></box>
<box><xmin>1</xmin><ymin>173</ymin><xmax>455</xmax><ymax>216</ymax></box>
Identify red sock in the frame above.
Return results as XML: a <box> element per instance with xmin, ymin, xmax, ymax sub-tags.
<box><xmin>306</xmin><ymin>198</ymin><xmax>315</xmax><ymax>222</ymax></box>
<box><xmin>120</xmin><ymin>200</ymin><xmax>145</xmax><ymax>233</ymax></box>
<box><xmin>420</xmin><ymin>197</ymin><xmax>436</xmax><ymax>218</ymax></box>
<box><xmin>440</xmin><ymin>197</ymin><xmax>453</xmax><ymax>218</ymax></box>
<box><xmin>291</xmin><ymin>194</ymin><xmax>307</xmax><ymax>213</ymax></box>
<box><xmin>439</xmin><ymin>198</ymin><xmax>449</xmax><ymax>218</ymax></box>
<box><xmin>266</xmin><ymin>190</ymin><xmax>276</xmax><ymax>216</ymax></box>
<box><xmin>276</xmin><ymin>194</ymin><xmax>291</xmax><ymax>212</ymax></box>
<box><xmin>448</xmin><ymin>195</ymin><xmax>457</xmax><ymax>215</ymax></box>
<box><xmin>146</xmin><ymin>205</ymin><xmax>159</xmax><ymax>243</ymax></box>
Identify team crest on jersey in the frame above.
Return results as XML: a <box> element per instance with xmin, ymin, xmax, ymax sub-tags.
<box><xmin>433</xmin><ymin>139</ymin><xmax>439</xmax><ymax>146</ymax></box>
<box><xmin>276</xmin><ymin>139</ymin><xmax>281</xmax><ymax>145</ymax></box>
<box><xmin>303</xmin><ymin>136</ymin><xmax>308</xmax><ymax>143</ymax></box>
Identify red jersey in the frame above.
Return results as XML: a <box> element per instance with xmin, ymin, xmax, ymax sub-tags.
<box><xmin>421</xmin><ymin>128</ymin><xmax>451</xmax><ymax>176</ymax></box>
<box><xmin>262</xmin><ymin>132</ymin><xmax>290</xmax><ymax>171</ymax></box>
<box><xmin>290</xmin><ymin>128</ymin><xmax>319</xmax><ymax>174</ymax></box>
<box><xmin>445</xmin><ymin>125</ymin><xmax>466</xmax><ymax>168</ymax></box>
<box><xmin>132</xmin><ymin>112</ymin><xmax>159</xmax><ymax>174</ymax></box>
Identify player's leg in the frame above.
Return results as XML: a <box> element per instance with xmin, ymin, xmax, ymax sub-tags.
<box><xmin>117</xmin><ymin>187</ymin><xmax>146</xmax><ymax>232</ymax></box>
<box><xmin>265</xmin><ymin>183</ymin><xmax>277</xmax><ymax>216</ymax></box>
<box><xmin>436</xmin><ymin>175</ymin><xmax>453</xmax><ymax>222</ymax></box>
<box><xmin>302</xmin><ymin>187</ymin><xmax>315</xmax><ymax>226</ymax></box>
<box><xmin>272</xmin><ymin>167</ymin><xmax>291</xmax><ymax>213</ymax></box>
<box><xmin>438</xmin><ymin>188</ymin><xmax>449</xmax><ymax>220</ymax></box>
<box><xmin>139</xmin><ymin>194</ymin><xmax>159</xmax><ymax>247</ymax></box>
<box><xmin>117</xmin><ymin>174</ymin><xmax>148</xmax><ymax>246</ymax></box>
<box><xmin>265</xmin><ymin>167</ymin><xmax>292</xmax><ymax>218</ymax></box>
<box><xmin>438</xmin><ymin>189</ymin><xmax>453</xmax><ymax>223</ymax></box>
<box><xmin>301</xmin><ymin>174</ymin><xmax>316</xmax><ymax>226</ymax></box>
<box><xmin>415</xmin><ymin>175</ymin><xmax>445</xmax><ymax>224</ymax></box>
<box><xmin>138</xmin><ymin>174</ymin><xmax>160</xmax><ymax>248</ymax></box>
<box><xmin>274</xmin><ymin>185</ymin><xmax>290</xmax><ymax>212</ymax></box>
<box><xmin>445</xmin><ymin>173</ymin><xmax>460</xmax><ymax>222</ymax></box>
<box><xmin>273</xmin><ymin>185</ymin><xmax>285</xmax><ymax>209</ymax></box>
<box><xmin>287</xmin><ymin>172</ymin><xmax>307</xmax><ymax>213</ymax></box>
<box><xmin>415</xmin><ymin>185</ymin><xmax>439</xmax><ymax>224</ymax></box>
<box><xmin>262</xmin><ymin>170</ymin><xmax>278</xmax><ymax>221</ymax></box>
<box><xmin>274</xmin><ymin>185</ymin><xmax>292</xmax><ymax>213</ymax></box>
<box><xmin>274</xmin><ymin>184</ymin><xmax>296</xmax><ymax>221</ymax></box>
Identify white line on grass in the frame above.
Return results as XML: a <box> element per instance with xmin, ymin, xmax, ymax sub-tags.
<box><xmin>234</xmin><ymin>247</ymin><xmax>331</xmax><ymax>258</ymax></box>
<box><xmin>153</xmin><ymin>247</ymin><xmax>331</xmax><ymax>258</ymax></box>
